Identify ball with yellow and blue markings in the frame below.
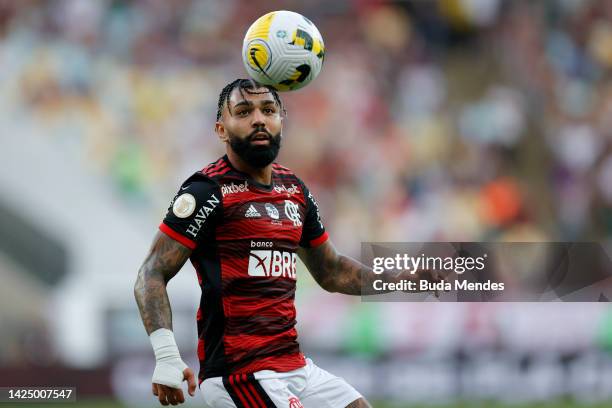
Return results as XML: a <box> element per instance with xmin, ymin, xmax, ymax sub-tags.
<box><xmin>242</xmin><ymin>10</ymin><xmax>325</xmax><ymax>91</ymax></box>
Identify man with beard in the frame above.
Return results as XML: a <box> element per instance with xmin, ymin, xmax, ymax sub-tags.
<box><xmin>135</xmin><ymin>79</ymin><xmax>415</xmax><ymax>407</ymax></box>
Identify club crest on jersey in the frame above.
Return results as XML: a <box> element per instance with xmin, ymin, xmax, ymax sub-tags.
<box><xmin>245</xmin><ymin>204</ymin><xmax>261</xmax><ymax>218</ymax></box>
<box><xmin>248</xmin><ymin>250</ymin><xmax>297</xmax><ymax>279</ymax></box>
<box><xmin>284</xmin><ymin>200</ymin><xmax>302</xmax><ymax>226</ymax></box>
<box><xmin>221</xmin><ymin>181</ymin><xmax>248</xmax><ymax>196</ymax></box>
<box><xmin>265</xmin><ymin>203</ymin><xmax>279</xmax><ymax>220</ymax></box>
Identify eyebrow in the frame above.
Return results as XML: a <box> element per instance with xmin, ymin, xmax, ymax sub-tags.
<box><xmin>232</xmin><ymin>99</ymin><xmax>277</xmax><ymax>109</ymax></box>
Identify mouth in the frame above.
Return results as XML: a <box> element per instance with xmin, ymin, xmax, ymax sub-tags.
<box><xmin>250</xmin><ymin>131</ymin><xmax>271</xmax><ymax>145</ymax></box>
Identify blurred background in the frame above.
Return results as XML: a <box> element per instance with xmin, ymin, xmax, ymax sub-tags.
<box><xmin>0</xmin><ymin>0</ymin><xmax>611</xmax><ymax>406</ymax></box>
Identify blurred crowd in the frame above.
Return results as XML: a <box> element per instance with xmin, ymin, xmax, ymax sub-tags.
<box><xmin>1</xmin><ymin>0</ymin><xmax>611</xmax><ymax>255</ymax></box>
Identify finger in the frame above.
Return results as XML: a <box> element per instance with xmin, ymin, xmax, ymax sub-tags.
<box><xmin>166</xmin><ymin>389</ymin><xmax>178</xmax><ymax>406</ymax></box>
<box><xmin>152</xmin><ymin>383</ymin><xmax>158</xmax><ymax>396</ymax></box>
<box><xmin>184</xmin><ymin>368</ymin><xmax>197</xmax><ymax>397</ymax></box>
<box><xmin>161</xmin><ymin>386</ymin><xmax>176</xmax><ymax>406</ymax></box>
<box><xmin>170</xmin><ymin>388</ymin><xmax>182</xmax><ymax>406</ymax></box>
<box><xmin>157</xmin><ymin>385</ymin><xmax>169</xmax><ymax>406</ymax></box>
<box><xmin>175</xmin><ymin>388</ymin><xmax>185</xmax><ymax>404</ymax></box>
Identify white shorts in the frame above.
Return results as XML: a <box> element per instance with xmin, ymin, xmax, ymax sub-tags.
<box><xmin>200</xmin><ymin>358</ymin><xmax>362</xmax><ymax>408</ymax></box>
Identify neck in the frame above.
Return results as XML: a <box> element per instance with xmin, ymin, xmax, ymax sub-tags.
<box><xmin>226</xmin><ymin>149</ymin><xmax>273</xmax><ymax>185</ymax></box>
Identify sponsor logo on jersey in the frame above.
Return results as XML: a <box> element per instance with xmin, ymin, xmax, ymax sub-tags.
<box><xmin>251</xmin><ymin>240</ymin><xmax>273</xmax><ymax>248</ymax></box>
<box><xmin>308</xmin><ymin>191</ymin><xmax>324</xmax><ymax>229</ymax></box>
<box><xmin>221</xmin><ymin>181</ymin><xmax>248</xmax><ymax>196</ymax></box>
<box><xmin>284</xmin><ymin>200</ymin><xmax>302</xmax><ymax>226</ymax></box>
<box><xmin>172</xmin><ymin>193</ymin><xmax>196</xmax><ymax>218</ymax></box>
<box><xmin>245</xmin><ymin>204</ymin><xmax>261</xmax><ymax>218</ymax></box>
<box><xmin>274</xmin><ymin>184</ymin><xmax>300</xmax><ymax>196</ymax></box>
<box><xmin>186</xmin><ymin>194</ymin><xmax>219</xmax><ymax>238</ymax></box>
<box><xmin>248</xmin><ymin>250</ymin><xmax>297</xmax><ymax>279</ymax></box>
<box><xmin>265</xmin><ymin>203</ymin><xmax>279</xmax><ymax>219</ymax></box>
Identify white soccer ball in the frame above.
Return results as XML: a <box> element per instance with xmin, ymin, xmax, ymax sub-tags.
<box><xmin>242</xmin><ymin>10</ymin><xmax>325</xmax><ymax>91</ymax></box>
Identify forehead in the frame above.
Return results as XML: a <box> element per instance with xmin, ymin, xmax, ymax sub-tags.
<box><xmin>228</xmin><ymin>87</ymin><xmax>275</xmax><ymax>106</ymax></box>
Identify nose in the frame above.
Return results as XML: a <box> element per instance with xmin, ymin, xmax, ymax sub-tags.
<box><xmin>251</xmin><ymin>109</ymin><xmax>266</xmax><ymax>128</ymax></box>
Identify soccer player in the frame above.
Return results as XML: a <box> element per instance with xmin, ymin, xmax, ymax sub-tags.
<box><xmin>134</xmin><ymin>79</ymin><xmax>425</xmax><ymax>407</ymax></box>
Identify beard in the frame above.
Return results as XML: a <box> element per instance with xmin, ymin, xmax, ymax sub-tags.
<box><xmin>228</xmin><ymin>128</ymin><xmax>282</xmax><ymax>168</ymax></box>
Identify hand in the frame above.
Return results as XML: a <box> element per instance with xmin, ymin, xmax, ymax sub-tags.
<box><xmin>420</xmin><ymin>269</ymin><xmax>448</xmax><ymax>298</ymax></box>
<box><xmin>152</xmin><ymin>367</ymin><xmax>197</xmax><ymax>406</ymax></box>
<box><xmin>401</xmin><ymin>269</ymin><xmax>448</xmax><ymax>297</ymax></box>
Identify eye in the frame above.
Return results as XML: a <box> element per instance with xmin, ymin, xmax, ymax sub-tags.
<box><xmin>236</xmin><ymin>110</ymin><xmax>249</xmax><ymax>117</ymax></box>
<box><xmin>264</xmin><ymin>107</ymin><xmax>278</xmax><ymax>115</ymax></box>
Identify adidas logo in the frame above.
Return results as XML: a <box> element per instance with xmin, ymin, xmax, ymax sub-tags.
<box><xmin>245</xmin><ymin>205</ymin><xmax>261</xmax><ymax>218</ymax></box>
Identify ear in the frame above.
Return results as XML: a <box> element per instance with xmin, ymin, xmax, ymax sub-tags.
<box><xmin>215</xmin><ymin>121</ymin><xmax>229</xmax><ymax>143</ymax></box>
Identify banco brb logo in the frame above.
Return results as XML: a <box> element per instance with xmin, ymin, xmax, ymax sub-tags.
<box><xmin>248</xmin><ymin>250</ymin><xmax>297</xmax><ymax>279</ymax></box>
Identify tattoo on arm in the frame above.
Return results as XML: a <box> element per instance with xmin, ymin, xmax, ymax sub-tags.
<box><xmin>298</xmin><ymin>241</ymin><xmax>370</xmax><ymax>295</ymax></box>
<box><xmin>299</xmin><ymin>240</ymin><xmax>415</xmax><ymax>296</ymax></box>
<box><xmin>134</xmin><ymin>232</ymin><xmax>192</xmax><ymax>334</ymax></box>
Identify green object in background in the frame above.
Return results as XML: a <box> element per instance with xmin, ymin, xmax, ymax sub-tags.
<box><xmin>342</xmin><ymin>303</ymin><xmax>384</xmax><ymax>357</ymax></box>
<box><xmin>596</xmin><ymin>307</ymin><xmax>612</xmax><ymax>352</ymax></box>
<box><xmin>110</xmin><ymin>141</ymin><xmax>148</xmax><ymax>199</ymax></box>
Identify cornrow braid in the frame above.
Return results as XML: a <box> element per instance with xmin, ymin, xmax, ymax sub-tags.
<box><xmin>216</xmin><ymin>78</ymin><xmax>285</xmax><ymax>121</ymax></box>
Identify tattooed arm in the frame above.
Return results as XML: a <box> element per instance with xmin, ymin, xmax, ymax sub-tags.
<box><xmin>135</xmin><ymin>232</ymin><xmax>197</xmax><ymax>405</ymax></box>
<box><xmin>297</xmin><ymin>240</ymin><xmax>370</xmax><ymax>295</ymax></box>
<box><xmin>298</xmin><ymin>240</ymin><xmax>441</xmax><ymax>296</ymax></box>
<box><xmin>134</xmin><ymin>231</ymin><xmax>192</xmax><ymax>334</ymax></box>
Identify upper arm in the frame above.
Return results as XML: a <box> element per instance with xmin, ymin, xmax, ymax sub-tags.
<box><xmin>296</xmin><ymin>180</ymin><xmax>338</xmax><ymax>289</ymax></box>
<box><xmin>138</xmin><ymin>173</ymin><xmax>219</xmax><ymax>283</ymax></box>
<box><xmin>160</xmin><ymin>173</ymin><xmax>221</xmax><ymax>250</ymax></box>
<box><xmin>134</xmin><ymin>231</ymin><xmax>192</xmax><ymax>334</ymax></box>
<box><xmin>138</xmin><ymin>231</ymin><xmax>193</xmax><ymax>283</ymax></box>
<box><xmin>297</xmin><ymin>239</ymin><xmax>340</xmax><ymax>291</ymax></box>
<box><xmin>298</xmin><ymin>181</ymin><xmax>327</xmax><ymax>248</ymax></box>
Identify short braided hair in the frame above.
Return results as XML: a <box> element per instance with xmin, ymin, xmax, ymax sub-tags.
<box><xmin>216</xmin><ymin>78</ymin><xmax>285</xmax><ymax>121</ymax></box>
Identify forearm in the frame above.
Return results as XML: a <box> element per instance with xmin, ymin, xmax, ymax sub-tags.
<box><xmin>301</xmin><ymin>240</ymin><xmax>425</xmax><ymax>296</ymax></box>
<box><xmin>134</xmin><ymin>232</ymin><xmax>191</xmax><ymax>335</ymax></box>
<box><xmin>134</xmin><ymin>268</ymin><xmax>173</xmax><ymax>334</ymax></box>
<box><xmin>138</xmin><ymin>229</ymin><xmax>197</xmax><ymax>399</ymax></box>
<box><xmin>327</xmin><ymin>254</ymin><xmax>404</xmax><ymax>295</ymax></box>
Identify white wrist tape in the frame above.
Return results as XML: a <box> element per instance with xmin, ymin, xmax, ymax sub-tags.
<box><xmin>150</xmin><ymin>328</ymin><xmax>188</xmax><ymax>389</ymax></box>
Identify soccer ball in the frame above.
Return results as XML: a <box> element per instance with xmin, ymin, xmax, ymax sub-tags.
<box><xmin>242</xmin><ymin>10</ymin><xmax>325</xmax><ymax>92</ymax></box>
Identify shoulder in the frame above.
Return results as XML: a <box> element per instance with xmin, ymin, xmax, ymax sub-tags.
<box><xmin>272</xmin><ymin>162</ymin><xmax>293</xmax><ymax>175</ymax></box>
<box><xmin>180</xmin><ymin>172</ymin><xmax>219</xmax><ymax>193</ymax></box>
<box><xmin>175</xmin><ymin>159</ymin><xmax>229</xmax><ymax>199</ymax></box>
<box><xmin>180</xmin><ymin>156</ymin><xmax>233</xmax><ymax>188</ymax></box>
<box><xmin>272</xmin><ymin>162</ymin><xmax>304</xmax><ymax>185</ymax></box>
<box><xmin>201</xmin><ymin>157</ymin><xmax>232</xmax><ymax>179</ymax></box>
<box><xmin>272</xmin><ymin>163</ymin><xmax>318</xmax><ymax>198</ymax></box>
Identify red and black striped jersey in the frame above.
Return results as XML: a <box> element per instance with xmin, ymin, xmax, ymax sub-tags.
<box><xmin>159</xmin><ymin>155</ymin><xmax>328</xmax><ymax>382</ymax></box>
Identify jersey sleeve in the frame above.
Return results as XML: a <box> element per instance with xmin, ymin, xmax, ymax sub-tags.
<box><xmin>159</xmin><ymin>173</ymin><xmax>221</xmax><ymax>250</ymax></box>
<box><xmin>298</xmin><ymin>182</ymin><xmax>328</xmax><ymax>248</ymax></box>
